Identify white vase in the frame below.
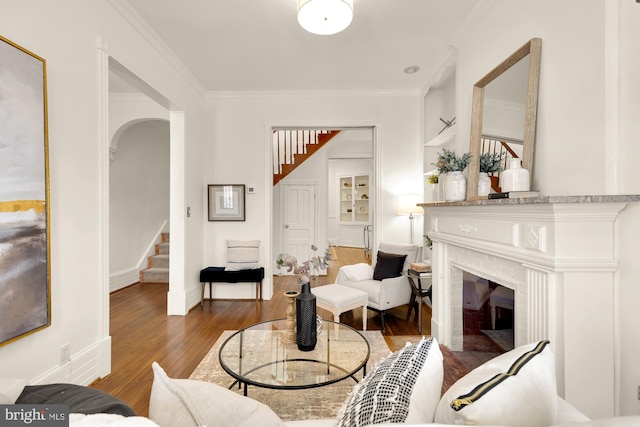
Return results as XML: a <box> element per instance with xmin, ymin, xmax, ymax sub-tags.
<box><xmin>438</xmin><ymin>173</ymin><xmax>446</xmax><ymax>201</ymax></box>
<box><xmin>500</xmin><ymin>159</ymin><xmax>530</xmax><ymax>192</ymax></box>
<box><xmin>444</xmin><ymin>171</ymin><xmax>467</xmax><ymax>201</ymax></box>
<box><xmin>478</xmin><ymin>172</ymin><xmax>491</xmax><ymax>196</ymax></box>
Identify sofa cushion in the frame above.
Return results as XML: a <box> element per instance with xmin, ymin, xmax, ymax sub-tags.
<box><xmin>373</xmin><ymin>251</ymin><xmax>407</xmax><ymax>281</ymax></box>
<box><xmin>69</xmin><ymin>413</ymin><xmax>159</xmax><ymax>426</ymax></box>
<box><xmin>337</xmin><ymin>337</ymin><xmax>443</xmax><ymax>426</ymax></box>
<box><xmin>225</xmin><ymin>239</ymin><xmax>260</xmax><ymax>271</ymax></box>
<box><xmin>435</xmin><ymin>340</ymin><xmax>557</xmax><ymax>427</ymax></box>
<box><xmin>148</xmin><ymin>362</ymin><xmax>284</xmax><ymax>427</ymax></box>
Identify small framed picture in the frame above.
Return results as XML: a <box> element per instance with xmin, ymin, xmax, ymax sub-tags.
<box><xmin>208</xmin><ymin>184</ymin><xmax>245</xmax><ymax>221</ymax></box>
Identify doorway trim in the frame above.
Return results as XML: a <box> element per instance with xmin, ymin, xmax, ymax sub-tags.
<box><xmin>264</xmin><ymin>122</ymin><xmax>382</xmax><ymax>301</ymax></box>
<box><xmin>98</xmin><ymin>41</ymin><xmax>189</xmax><ymax>376</ymax></box>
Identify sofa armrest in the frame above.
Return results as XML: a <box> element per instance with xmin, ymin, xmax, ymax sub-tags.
<box><xmin>556</xmin><ymin>396</ymin><xmax>589</xmax><ymax>423</ymax></box>
<box><xmin>377</xmin><ymin>275</ymin><xmax>412</xmax><ymax>310</ymax></box>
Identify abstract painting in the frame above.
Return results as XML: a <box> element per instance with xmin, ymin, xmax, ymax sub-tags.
<box><xmin>0</xmin><ymin>36</ymin><xmax>50</xmax><ymax>346</ymax></box>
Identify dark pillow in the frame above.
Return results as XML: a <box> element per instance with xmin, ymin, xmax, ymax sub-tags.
<box><xmin>16</xmin><ymin>384</ymin><xmax>137</xmax><ymax>416</ymax></box>
<box><xmin>373</xmin><ymin>251</ymin><xmax>407</xmax><ymax>281</ymax></box>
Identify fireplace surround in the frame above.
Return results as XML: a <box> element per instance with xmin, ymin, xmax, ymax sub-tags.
<box><xmin>420</xmin><ymin>195</ymin><xmax>639</xmax><ymax>419</ymax></box>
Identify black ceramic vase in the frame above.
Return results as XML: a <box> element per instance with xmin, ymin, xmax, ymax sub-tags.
<box><xmin>296</xmin><ymin>282</ymin><xmax>317</xmax><ymax>351</ymax></box>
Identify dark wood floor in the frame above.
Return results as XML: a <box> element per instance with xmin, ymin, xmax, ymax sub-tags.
<box><xmin>90</xmin><ymin>247</ymin><xmax>434</xmax><ymax>416</ymax></box>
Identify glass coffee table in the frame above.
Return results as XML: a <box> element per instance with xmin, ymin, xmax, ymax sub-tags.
<box><xmin>218</xmin><ymin>318</ymin><xmax>370</xmax><ymax>396</ymax></box>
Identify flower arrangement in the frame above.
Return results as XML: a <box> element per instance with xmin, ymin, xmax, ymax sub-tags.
<box><xmin>427</xmin><ymin>174</ymin><xmax>439</xmax><ymax>184</ymax></box>
<box><xmin>276</xmin><ymin>245</ymin><xmax>328</xmax><ymax>284</ymax></box>
<box><xmin>479</xmin><ymin>152</ymin><xmax>505</xmax><ymax>174</ymax></box>
<box><xmin>433</xmin><ymin>148</ymin><xmax>472</xmax><ymax>173</ymax></box>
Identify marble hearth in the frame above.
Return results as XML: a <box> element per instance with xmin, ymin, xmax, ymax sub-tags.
<box><xmin>420</xmin><ymin>195</ymin><xmax>639</xmax><ymax>419</ymax></box>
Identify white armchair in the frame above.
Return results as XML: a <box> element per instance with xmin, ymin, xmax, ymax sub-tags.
<box><xmin>335</xmin><ymin>242</ymin><xmax>422</xmax><ymax>332</ymax></box>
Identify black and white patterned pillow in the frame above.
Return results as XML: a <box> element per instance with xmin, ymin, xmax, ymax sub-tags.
<box><xmin>337</xmin><ymin>337</ymin><xmax>443</xmax><ymax>426</ymax></box>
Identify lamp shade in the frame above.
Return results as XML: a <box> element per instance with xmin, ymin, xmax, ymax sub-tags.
<box><xmin>397</xmin><ymin>194</ymin><xmax>424</xmax><ymax>216</ymax></box>
<box><xmin>297</xmin><ymin>0</ymin><xmax>353</xmax><ymax>35</ymax></box>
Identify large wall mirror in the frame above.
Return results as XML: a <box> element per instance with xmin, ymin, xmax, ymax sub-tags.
<box><xmin>466</xmin><ymin>38</ymin><xmax>542</xmax><ymax>199</ymax></box>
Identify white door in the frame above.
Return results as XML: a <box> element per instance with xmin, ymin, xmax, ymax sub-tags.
<box><xmin>283</xmin><ymin>184</ymin><xmax>315</xmax><ymax>263</ymax></box>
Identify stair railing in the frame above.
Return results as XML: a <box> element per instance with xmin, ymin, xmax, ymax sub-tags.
<box><xmin>481</xmin><ymin>136</ymin><xmax>522</xmax><ymax>192</ymax></box>
<box><xmin>273</xmin><ymin>129</ymin><xmax>331</xmax><ymax>175</ymax></box>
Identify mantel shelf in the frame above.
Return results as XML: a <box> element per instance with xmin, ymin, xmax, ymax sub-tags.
<box><xmin>419</xmin><ymin>194</ymin><xmax>640</xmax><ymax>208</ymax></box>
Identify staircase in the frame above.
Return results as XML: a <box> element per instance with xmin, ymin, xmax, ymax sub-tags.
<box><xmin>140</xmin><ymin>232</ymin><xmax>169</xmax><ymax>283</ymax></box>
<box><xmin>273</xmin><ymin>129</ymin><xmax>340</xmax><ymax>185</ymax></box>
<box><xmin>481</xmin><ymin>136</ymin><xmax>521</xmax><ymax>193</ymax></box>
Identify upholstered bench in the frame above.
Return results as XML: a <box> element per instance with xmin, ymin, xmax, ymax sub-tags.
<box><xmin>313</xmin><ymin>284</ymin><xmax>368</xmax><ymax>330</ymax></box>
<box><xmin>199</xmin><ymin>267</ymin><xmax>265</xmax><ymax>304</ymax></box>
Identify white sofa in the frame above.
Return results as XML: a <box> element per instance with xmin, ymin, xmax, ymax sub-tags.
<box><xmin>7</xmin><ymin>339</ymin><xmax>640</xmax><ymax>427</ymax></box>
<box><xmin>335</xmin><ymin>242</ymin><xmax>422</xmax><ymax>332</ymax></box>
<box><xmin>141</xmin><ymin>339</ymin><xmax>640</xmax><ymax>427</ymax></box>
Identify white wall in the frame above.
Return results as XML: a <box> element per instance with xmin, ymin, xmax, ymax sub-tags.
<box><xmin>451</xmin><ymin>0</ymin><xmax>640</xmax><ymax>417</ymax></box>
<box><xmin>204</xmin><ymin>93</ymin><xmax>424</xmax><ymax>300</ymax></box>
<box><xmin>109</xmin><ymin>120</ymin><xmax>170</xmax><ymax>291</ymax></box>
<box><xmin>615</xmin><ymin>0</ymin><xmax>640</xmax><ymax>416</ymax></box>
<box><xmin>0</xmin><ymin>0</ymin><xmax>205</xmax><ymax>384</ymax></box>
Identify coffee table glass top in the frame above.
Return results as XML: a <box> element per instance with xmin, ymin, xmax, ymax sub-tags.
<box><xmin>218</xmin><ymin>318</ymin><xmax>370</xmax><ymax>391</ymax></box>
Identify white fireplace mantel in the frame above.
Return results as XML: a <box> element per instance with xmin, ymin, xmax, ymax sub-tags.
<box><xmin>419</xmin><ymin>195</ymin><xmax>639</xmax><ymax>419</ymax></box>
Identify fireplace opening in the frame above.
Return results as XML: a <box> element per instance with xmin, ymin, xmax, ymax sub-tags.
<box><xmin>462</xmin><ymin>271</ymin><xmax>514</xmax><ymax>354</ymax></box>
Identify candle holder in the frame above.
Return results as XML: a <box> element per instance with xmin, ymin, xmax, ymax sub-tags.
<box><xmin>283</xmin><ymin>290</ymin><xmax>299</xmax><ymax>344</ymax></box>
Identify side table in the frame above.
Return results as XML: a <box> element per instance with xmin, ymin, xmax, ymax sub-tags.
<box><xmin>406</xmin><ymin>270</ymin><xmax>432</xmax><ymax>335</ymax></box>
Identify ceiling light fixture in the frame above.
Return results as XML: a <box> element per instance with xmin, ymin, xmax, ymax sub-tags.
<box><xmin>297</xmin><ymin>0</ymin><xmax>354</xmax><ymax>35</ymax></box>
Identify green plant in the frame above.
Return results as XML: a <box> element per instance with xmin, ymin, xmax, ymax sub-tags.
<box><xmin>433</xmin><ymin>148</ymin><xmax>472</xmax><ymax>173</ymax></box>
<box><xmin>427</xmin><ymin>174</ymin><xmax>439</xmax><ymax>184</ymax></box>
<box><xmin>479</xmin><ymin>152</ymin><xmax>505</xmax><ymax>173</ymax></box>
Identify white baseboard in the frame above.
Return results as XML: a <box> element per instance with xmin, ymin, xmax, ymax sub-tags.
<box><xmin>110</xmin><ymin>268</ymin><xmax>139</xmax><ymax>292</ymax></box>
<box><xmin>31</xmin><ymin>337</ymin><xmax>112</xmax><ymax>386</ymax></box>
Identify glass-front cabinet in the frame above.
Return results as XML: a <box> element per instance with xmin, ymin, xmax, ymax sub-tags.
<box><xmin>339</xmin><ymin>175</ymin><xmax>370</xmax><ymax>223</ymax></box>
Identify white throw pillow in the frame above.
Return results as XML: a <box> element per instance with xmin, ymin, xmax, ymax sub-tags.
<box><xmin>148</xmin><ymin>362</ymin><xmax>284</xmax><ymax>427</ymax></box>
<box><xmin>336</xmin><ymin>337</ymin><xmax>443</xmax><ymax>426</ymax></box>
<box><xmin>225</xmin><ymin>239</ymin><xmax>260</xmax><ymax>271</ymax></box>
<box><xmin>435</xmin><ymin>340</ymin><xmax>557</xmax><ymax>427</ymax></box>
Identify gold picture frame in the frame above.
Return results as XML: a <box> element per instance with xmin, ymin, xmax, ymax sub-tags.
<box><xmin>0</xmin><ymin>35</ymin><xmax>51</xmax><ymax>347</ymax></box>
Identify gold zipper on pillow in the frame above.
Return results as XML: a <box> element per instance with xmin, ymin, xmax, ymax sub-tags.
<box><xmin>450</xmin><ymin>340</ymin><xmax>550</xmax><ymax>411</ymax></box>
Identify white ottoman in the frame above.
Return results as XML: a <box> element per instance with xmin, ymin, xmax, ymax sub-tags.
<box><xmin>313</xmin><ymin>284</ymin><xmax>368</xmax><ymax>330</ymax></box>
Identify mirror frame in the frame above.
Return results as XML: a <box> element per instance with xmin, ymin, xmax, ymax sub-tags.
<box><xmin>466</xmin><ymin>38</ymin><xmax>542</xmax><ymax>200</ymax></box>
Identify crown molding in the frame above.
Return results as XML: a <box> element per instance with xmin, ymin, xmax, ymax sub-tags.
<box><xmin>107</xmin><ymin>0</ymin><xmax>206</xmax><ymax>98</ymax></box>
<box><xmin>206</xmin><ymin>88</ymin><xmax>422</xmax><ymax>100</ymax></box>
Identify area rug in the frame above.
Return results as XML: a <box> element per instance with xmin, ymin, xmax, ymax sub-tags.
<box><xmin>190</xmin><ymin>330</ymin><xmax>392</xmax><ymax>422</ymax></box>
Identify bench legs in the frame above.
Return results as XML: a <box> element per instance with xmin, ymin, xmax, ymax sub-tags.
<box><xmin>201</xmin><ymin>281</ymin><xmax>263</xmax><ymax>305</ymax></box>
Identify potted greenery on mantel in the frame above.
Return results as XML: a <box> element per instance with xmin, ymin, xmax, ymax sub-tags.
<box><xmin>478</xmin><ymin>152</ymin><xmax>505</xmax><ymax>196</ymax></box>
<box><xmin>433</xmin><ymin>148</ymin><xmax>471</xmax><ymax>201</ymax></box>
